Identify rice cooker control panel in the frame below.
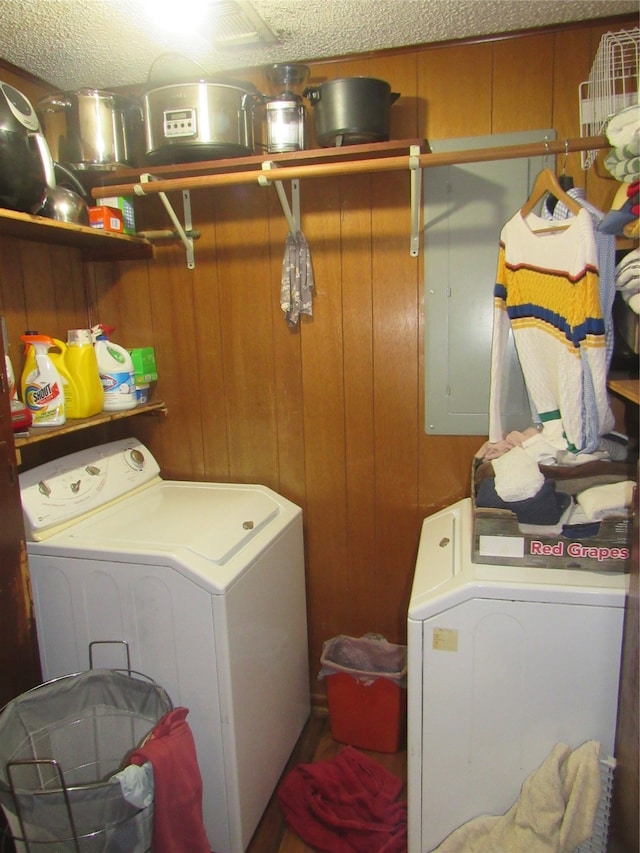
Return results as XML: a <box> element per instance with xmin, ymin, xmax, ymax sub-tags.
<box><xmin>163</xmin><ymin>108</ymin><xmax>197</xmax><ymax>138</ymax></box>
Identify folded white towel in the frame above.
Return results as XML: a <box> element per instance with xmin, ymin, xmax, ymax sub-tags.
<box><xmin>607</xmin><ymin>104</ymin><xmax>640</xmax><ymax>149</ymax></box>
<box><xmin>493</xmin><ymin>446</ymin><xmax>544</xmax><ymax>502</ymax></box>
<box><xmin>577</xmin><ymin>480</ymin><xmax>636</xmax><ymax>521</ymax></box>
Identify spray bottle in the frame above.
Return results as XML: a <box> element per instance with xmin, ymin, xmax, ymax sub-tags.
<box><xmin>92</xmin><ymin>325</ymin><xmax>137</xmax><ymax>411</ymax></box>
<box><xmin>20</xmin><ymin>334</ymin><xmax>66</xmax><ymax>426</ymax></box>
<box><xmin>1</xmin><ymin>317</ymin><xmax>16</xmax><ymax>400</ymax></box>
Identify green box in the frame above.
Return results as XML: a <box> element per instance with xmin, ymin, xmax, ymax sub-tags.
<box><xmin>100</xmin><ymin>196</ymin><xmax>136</xmax><ymax>235</ymax></box>
<box><xmin>129</xmin><ymin>347</ymin><xmax>158</xmax><ymax>383</ymax></box>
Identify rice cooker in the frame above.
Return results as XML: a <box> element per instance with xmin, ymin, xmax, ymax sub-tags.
<box><xmin>0</xmin><ymin>81</ymin><xmax>55</xmax><ymax>213</ymax></box>
<box><xmin>143</xmin><ymin>79</ymin><xmax>259</xmax><ymax>165</ymax></box>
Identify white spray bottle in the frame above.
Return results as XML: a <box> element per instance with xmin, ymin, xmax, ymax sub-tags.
<box><xmin>20</xmin><ymin>334</ymin><xmax>66</xmax><ymax>426</ymax></box>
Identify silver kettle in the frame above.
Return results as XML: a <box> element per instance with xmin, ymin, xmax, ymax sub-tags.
<box><xmin>35</xmin><ymin>162</ymin><xmax>90</xmax><ymax>225</ymax></box>
<box><xmin>0</xmin><ymin>81</ymin><xmax>55</xmax><ymax>213</ymax></box>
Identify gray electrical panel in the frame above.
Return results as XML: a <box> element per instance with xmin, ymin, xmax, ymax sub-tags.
<box><xmin>423</xmin><ymin>129</ymin><xmax>556</xmax><ymax>435</ymax></box>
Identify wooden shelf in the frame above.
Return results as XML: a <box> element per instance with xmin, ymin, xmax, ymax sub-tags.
<box><xmin>14</xmin><ymin>401</ymin><xmax>167</xmax><ymax>448</ymax></box>
<box><xmin>608</xmin><ymin>376</ymin><xmax>640</xmax><ymax>406</ymax></box>
<box><xmin>0</xmin><ymin>207</ymin><xmax>153</xmax><ymax>260</ymax></box>
<box><xmin>90</xmin><ymin>139</ymin><xmax>429</xmax><ymax>190</ymax></box>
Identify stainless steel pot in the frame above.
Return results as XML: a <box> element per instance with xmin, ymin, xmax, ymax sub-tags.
<box><xmin>37</xmin><ymin>89</ymin><xmax>144</xmax><ymax>170</ymax></box>
<box><xmin>143</xmin><ymin>81</ymin><xmax>259</xmax><ymax>165</ymax></box>
<box><xmin>303</xmin><ymin>77</ymin><xmax>400</xmax><ymax>147</ymax></box>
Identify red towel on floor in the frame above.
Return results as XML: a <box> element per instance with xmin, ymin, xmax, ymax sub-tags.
<box><xmin>130</xmin><ymin>707</ymin><xmax>210</xmax><ymax>853</ymax></box>
<box><xmin>278</xmin><ymin>745</ymin><xmax>407</xmax><ymax>852</ymax></box>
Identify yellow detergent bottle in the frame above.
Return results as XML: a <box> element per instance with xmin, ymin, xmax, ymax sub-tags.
<box><xmin>65</xmin><ymin>328</ymin><xmax>104</xmax><ymax>417</ymax></box>
<box><xmin>20</xmin><ymin>335</ymin><xmax>66</xmax><ymax>426</ymax></box>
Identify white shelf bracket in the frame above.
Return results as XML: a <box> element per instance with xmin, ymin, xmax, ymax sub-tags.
<box><xmin>409</xmin><ymin>144</ymin><xmax>422</xmax><ymax>257</ymax></box>
<box><xmin>259</xmin><ymin>161</ymin><xmax>301</xmax><ymax>233</ymax></box>
<box><xmin>135</xmin><ymin>173</ymin><xmax>195</xmax><ymax>269</ymax></box>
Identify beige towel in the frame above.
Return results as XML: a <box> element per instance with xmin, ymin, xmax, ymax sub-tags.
<box><xmin>433</xmin><ymin>740</ymin><xmax>602</xmax><ymax>853</ymax></box>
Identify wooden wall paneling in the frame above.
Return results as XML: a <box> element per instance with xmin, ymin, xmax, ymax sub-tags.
<box><xmin>550</xmin><ymin>27</ymin><xmax>593</xmax><ymax>190</ymax></box>
<box><xmin>492</xmin><ymin>33</ymin><xmax>555</xmax><ymax>133</ymax></box>
<box><xmin>266</xmin><ymin>186</ymin><xmax>307</xmax><ymax>508</ymax></box>
<box><xmin>369</xmin><ymin>51</ymin><xmax>419</xmax><ymax>141</ymax></box>
<box><xmin>340</xmin><ymin>173</ymin><xmax>377</xmax><ymax>639</ymax></box>
<box><xmin>212</xmin><ymin>182</ymin><xmax>280</xmax><ymax>486</ymax></box>
<box><xmin>371</xmin><ymin>170</ymin><xmax>420</xmax><ymax>644</ymax></box>
<box><xmin>190</xmin><ymin>186</ymin><xmax>232</xmax><ymax>482</ymax></box>
<box><xmin>16</xmin><ymin>241</ymin><xmax>58</xmax><ymax>336</ymax></box>
<box><xmin>300</xmin><ymin>173</ymin><xmax>349</xmax><ymax>691</ymax></box>
<box><xmin>0</xmin><ymin>235</ymin><xmax>29</xmax><ymax>368</ymax></box>
<box><xmin>145</xmin><ymin>192</ymin><xmax>211</xmax><ymax>480</ymax></box>
<box><xmin>418</xmin><ymin>41</ymin><xmax>493</xmax><ymax>141</ymax></box>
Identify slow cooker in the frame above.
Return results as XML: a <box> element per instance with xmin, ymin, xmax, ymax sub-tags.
<box><xmin>143</xmin><ymin>80</ymin><xmax>260</xmax><ymax>165</ymax></box>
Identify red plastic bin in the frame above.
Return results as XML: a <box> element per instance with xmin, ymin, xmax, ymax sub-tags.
<box><xmin>325</xmin><ymin>671</ymin><xmax>407</xmax><ymax>753</ymax></box>
<box><xmin>320</xmin><ymin>634</ymin><xmax>407</xmax><ymax>754</ymax></box>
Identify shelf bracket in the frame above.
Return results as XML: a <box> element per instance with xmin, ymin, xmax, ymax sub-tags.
<box><xmin>135</xmin><ymin>173</ymin><xmax>195</xmax><ymax>269</ymax></box>
<box><xmin>259</xmin><ymin>162</ymin><xmax>301</xmax><ymax>233</ymax></box>
<box><xmin>409</xmin><ymin>144</ymin><xmax>422</xmax><ymax>258</ymax></box>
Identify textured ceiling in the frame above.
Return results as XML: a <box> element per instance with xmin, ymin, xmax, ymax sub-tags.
<box><xmin>0</xmin><ymin>0</ymin><xmax>636</xmax><ymax>92</ymax></box>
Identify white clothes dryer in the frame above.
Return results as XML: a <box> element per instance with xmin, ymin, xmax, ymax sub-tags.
<box><xmin>20</xmin><ymin>438</ymin><xmax>310</xmax><ymax>853</ymax></box>
<box><xmin>407</xmin><ymin>498</ymin><xmax>628</xmax><ymax>853</ymax></box>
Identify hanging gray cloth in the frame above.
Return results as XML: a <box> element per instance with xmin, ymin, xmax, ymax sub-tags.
<box><xmin>280</xmin><ymin>231</ymin><xmax>314</xmax><ymax>326</ymax></box>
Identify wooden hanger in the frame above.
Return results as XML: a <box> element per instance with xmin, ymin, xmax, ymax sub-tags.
<box><xmin>521</xmin><ymin>168</ymin><xmax>582</xmax><ymax>218</ymax></box>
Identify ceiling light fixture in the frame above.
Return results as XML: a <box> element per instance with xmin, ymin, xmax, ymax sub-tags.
<box><xmin>145</xmin><ymin>0</ymin><xmax>210</xmax><ymax>37</ymax></box>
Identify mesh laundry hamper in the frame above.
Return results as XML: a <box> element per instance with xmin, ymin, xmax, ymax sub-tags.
<box><xmin>0</xmin><ymin>668</ymin><xmax>172</xmax><ymax>853</ymax></box>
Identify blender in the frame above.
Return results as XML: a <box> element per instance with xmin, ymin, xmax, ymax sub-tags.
<box><xmin>264</xmin><ymin>64</ymin><xmax>309</xmax><ymax>153</ymax></box>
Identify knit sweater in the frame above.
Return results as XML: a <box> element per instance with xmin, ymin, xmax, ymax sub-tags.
<box><xmin>488</xmin><ymin>208</ymin><xmax>614</xmax><ymax>453</ymax></box>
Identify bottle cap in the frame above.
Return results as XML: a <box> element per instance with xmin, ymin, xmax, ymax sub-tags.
<box><xmin>67</xmin><ymin>329</ymin><xmax>92</xmax><ymax>345</ymax></box>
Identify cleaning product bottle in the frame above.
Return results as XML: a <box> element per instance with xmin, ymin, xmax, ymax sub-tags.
<box><xmin>20</xmin><ymin>334</ymin><xmax>66</xmax><ymax>426</ymax></box>
<box><xmin>1</xmin><ymin>317</ymin><xmax>16</xmax><ymax>399</ymax></box>
<box><xmin>92</xmin><ymin>324</ymin><xmax>137</xmax><ymax>411</ymax></box>
<box><xmin>22</xmin><ymin>334</ymin><xmax>83</xmax><ymax>418</ymax></box>
<box><xmin>65</xmin><ymin>328</ymin><xmax>104</xmax><ymax>417</ymax></box>
<box><xmin>5</xmin><ymin>352</ymin><xmax>16</xmax><ymax>399</ymax></box>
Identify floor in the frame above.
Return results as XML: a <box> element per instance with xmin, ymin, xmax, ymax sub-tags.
<box><xmin>247</xmin><ymin>709</ymin><xmax>408</xmax><ymax>853</ymax></box>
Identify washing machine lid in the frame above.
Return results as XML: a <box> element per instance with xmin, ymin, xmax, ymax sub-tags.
<box><xmin>59</xmin><ymin>479</ymin><xmax>282</xmax><ymax>564</ymax></box>
<box><xmin>20</xmin><ymin>438</ymin><xmax>294</xmax><ymax>574</ymax></box>
<box><xmin>408</xmin><ymin>499</ymin><xmax>628</xmax><ymax>619</ymax></box>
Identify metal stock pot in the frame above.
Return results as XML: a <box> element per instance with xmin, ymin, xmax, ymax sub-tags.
<box><xmin>143</xmin><ymin>80</ymin><xmax>259</xmax><ymax>165</ymax></box>
<box><xmin>303</xmin><ymin>77</ymin><xmax>400</xmax><ymax>147</ymax></box>
<box><xmin>37</xmin><ymin>89</ymin><xmax>144</xmax><ymax>170</ymax></box>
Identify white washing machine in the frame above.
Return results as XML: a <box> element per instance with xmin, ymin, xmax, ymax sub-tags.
<box><xmin>20</xmin><ymin>438</ymin><xmax>310</xmax><ymax>853</ymax></box>
<box><xmin>407</xmin><ymin>498</ymin><xmax>628</xmax><ymax>853</ymax></box>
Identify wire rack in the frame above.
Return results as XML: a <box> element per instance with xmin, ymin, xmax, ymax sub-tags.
<box><xmin>574</xmin><ymin>755</ymin><xmax>616</xmax><ymax>853</ymax></box>
<box><xmin>579</xmin><ymin>27</ymin><xmax>639</xmax><ymax>169</ymax></box>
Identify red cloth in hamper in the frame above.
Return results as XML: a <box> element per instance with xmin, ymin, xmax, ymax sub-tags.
<box><xmin>278</xmin><ymin>745</ymin><xmax>407</xmax><ymax>852</ymax></box>
<box><xmin>130</xmin><ymin>707</ymin><xmax>210</xmax><ymax>853</ymax></box>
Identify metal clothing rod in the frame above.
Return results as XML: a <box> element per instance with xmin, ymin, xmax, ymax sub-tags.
<box><xmin>93</xmin><ymin>136</ymin><xmax>609</xmax><ymax>200</ymax></box>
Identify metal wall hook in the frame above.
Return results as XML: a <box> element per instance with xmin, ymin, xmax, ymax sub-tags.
<box><xmin>562</xmin><ymin>139</ymin><xmax>569</xmax><ymax>174</ymax></box>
